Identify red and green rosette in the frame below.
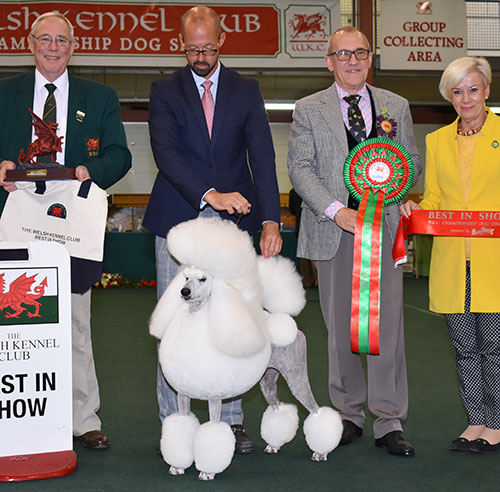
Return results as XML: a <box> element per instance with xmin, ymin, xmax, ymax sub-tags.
<box><xmin>343</xmin><ymin>137</ymin><xmax>414</xmax><ymax>355</ymax></box>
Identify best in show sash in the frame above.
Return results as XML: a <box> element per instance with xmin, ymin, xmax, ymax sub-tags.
<box><xmin>393</xmin><ymin>210</ymin><xmax>500</xmax><ymax>265</ymax></box>
<box><xmin>344</xmin><ymin>138</ymin><xmax>414</xmax><ymax>354</ymax></box>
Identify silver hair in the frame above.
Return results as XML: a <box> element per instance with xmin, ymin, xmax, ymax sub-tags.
<box><xmin>30</xmin><ymin>11</ymin><xmax>74</xmax><ymax>41</ymax></box>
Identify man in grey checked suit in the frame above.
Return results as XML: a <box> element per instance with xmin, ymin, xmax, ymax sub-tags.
<box><xmin>288</xmin><ymin>26</ymin><xmax>421</xmax><ymax>456</ymax></box>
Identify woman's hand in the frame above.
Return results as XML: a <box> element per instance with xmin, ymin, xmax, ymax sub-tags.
<box><xmin>399</xmin><ymin>200</ymin><xmax>422</xmax><ymax>218</ymax></box>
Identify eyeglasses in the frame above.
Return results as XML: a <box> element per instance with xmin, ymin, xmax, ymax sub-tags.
<box><xmin>31</xmin><ymin>34</ymin><xmax>72</xmax><ymax>48</ymax></box>
<box><xmin>327</xmin><ymin>48</ymin><xmax>370</xmax><ymax>61</ymax></box>
<box><xmin>184</xmin><ymin>47</ymin><xmax>219</xmax><ymax>57</ymax></box>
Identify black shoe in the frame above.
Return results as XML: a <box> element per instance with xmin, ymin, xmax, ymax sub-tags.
<box><xmin>469</xmin><ymin>438</ymin><xmax>500</xmax><ymax>454</ymax></box>
<box><xmin>231</xmin><ymin>424</ymin><xmax>254</xmax><ymax>454</ymax></box>
<box><xmin>449</xmin><ymin>437</ymin><xmax>471</xmax><ymax>452</ymax></box>
<box><xmin>339</xmin><ymin>420</ymin><xmax>363</xmax><ymax>445</ymax></box>
<box><xmin>375</xmin><ymin>431</ymin><xmax>415</xmax><ymax>457</ymax></box>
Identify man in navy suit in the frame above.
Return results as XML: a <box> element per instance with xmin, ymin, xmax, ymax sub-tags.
<box><xmin>144</xmin><ymin>5</ymin><xmax>282</xmax><ymax>454</ymax></box>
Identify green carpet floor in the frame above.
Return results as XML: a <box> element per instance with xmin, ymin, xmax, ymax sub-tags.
<box><xmin>6</xmin><ymin>277</ymin><xmax>498</xmax><ymax>491</ymax></box>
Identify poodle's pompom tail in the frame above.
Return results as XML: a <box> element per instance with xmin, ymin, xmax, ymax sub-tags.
<box><xmin>261</xmin><ymin>403</ymin><xmax>299</xmax><ymax>450</ymax></box>
<box><xmin>303</xmin><ymin>406</ymin><xmax>342</xmax><ymax>455</ymax></box>
<box><xmin>257</xmin><ymin>256</ymin><xmax>306</xmax><ymax>315</ymax></box>
<box><xmin>266</xmin><ymin>312</ymin><xmax>298</xmax><ymax>346</ymax></box>
<box><xmin>167</xmin><ymin>217</ymin><xmax>262</xmax><ymax>304</ymax></box>
<box><xmin>161</xmin><ymin>412</ymin><xmax>200</xmax><ymax>470</ymax></box>
<box><xmin>193</xmin><ymin>422</ymin><xmax>235</xmax><ymax>474</ymax></box>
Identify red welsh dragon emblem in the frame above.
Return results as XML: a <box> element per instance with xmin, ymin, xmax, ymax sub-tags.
<box><xmin>0</xmin><ymin>273</ymin><xmax>48</xmax><ymax>318</ymax></box>
<box><xmin>289</xmin><ymin>12</ymin><xmax>328</xmax><ymax>40</ymax></box>
<box><xmin>18</xmin><ymin>108</ymin><xmax>63</xmax><ymax>166</ymax></box>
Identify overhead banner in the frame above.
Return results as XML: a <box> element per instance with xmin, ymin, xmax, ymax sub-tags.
<box><xmin>0</xmin><ymin>0</ymin><xmax>340</xmax><ymax>68</ymax></box>
<box><xmin>380</xmin><ymin>0</ymin><xmax>467</xmax><ymax>70</ymax></box>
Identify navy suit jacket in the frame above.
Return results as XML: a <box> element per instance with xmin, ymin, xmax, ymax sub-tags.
<box><xmin>144</xmin><ymin>64</ymin><xmax>280</xmax><ymax>238</ymax></box>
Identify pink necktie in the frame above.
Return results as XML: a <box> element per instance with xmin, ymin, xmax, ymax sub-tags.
<box><xmin>201</xmin><ymin>80</ymin><xmax>214</xmax><ymax>138</ymax></box>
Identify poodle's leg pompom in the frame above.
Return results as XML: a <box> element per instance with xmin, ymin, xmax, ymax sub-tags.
<box><xmin>193</xmin><ymin>421</ymin><xmax>235</xmax><ymax>479</ymax></box>
<box><xmin>261</xmin><ymin>403</ymin><xmax>299</xmax><ymax>453</ymax></box>
<box><xmin>161</xmin><ymin>412</ymin><xmax>200</xmax><ymax>473</ymax></box>
<box><xmin>303</xmin><ymin>406</ymin><xmax>343</xmax><ymax>461</ymax></box>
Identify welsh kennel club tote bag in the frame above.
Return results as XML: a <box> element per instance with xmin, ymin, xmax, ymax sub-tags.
<box><xmin>0</xmin><ymin>180</ymin><xmax>108</xmax><ymax>262</ymax></box>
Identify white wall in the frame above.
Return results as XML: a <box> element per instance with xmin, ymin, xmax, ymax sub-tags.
<box><xmin>108</xmin><ymin>122</ymin><xmax>441</xmax><ymax>196</ymax></box>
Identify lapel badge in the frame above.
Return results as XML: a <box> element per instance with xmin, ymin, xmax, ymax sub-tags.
<box><xmin>76</xmin><ymin>110</ymin><xmax>85</xmax><ymax>123</ymax></box>
<box><xmin>375</xmin><ymin>107</ymin><xmax>397</xmax><ymax>139</ymax></box>
<box><xmin>492</xmin><ymin>140</ymin><xmax>499</xmax><ymax>148</ymax></box>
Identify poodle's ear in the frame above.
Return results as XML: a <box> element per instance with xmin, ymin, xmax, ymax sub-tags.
<box><xmin>208</xmin><ymin>278</ymin><xmax>268</xmax><ymax>358</ymax></box>
<box><xmin>150</xmin><ymin>268</ymin><xmax>186</xmax><ymax>340</ymax></box>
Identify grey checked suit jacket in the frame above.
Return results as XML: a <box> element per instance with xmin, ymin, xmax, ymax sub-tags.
<box><xmin>288</xmin><ymin>83</ymin><xmax>422</xmax><ymax>261</ymax></box>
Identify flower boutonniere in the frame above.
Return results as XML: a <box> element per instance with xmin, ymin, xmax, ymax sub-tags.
<box><xmin>376</xmin><ymin>107</ymin><xmax>397</xmax><ymax>139</ymax></box>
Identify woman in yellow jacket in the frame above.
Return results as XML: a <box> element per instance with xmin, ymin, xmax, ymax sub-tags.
<box><xmin>402</xmin><ymin>56</ymin><xmax>500</xmax><ymax>454</ymax></box>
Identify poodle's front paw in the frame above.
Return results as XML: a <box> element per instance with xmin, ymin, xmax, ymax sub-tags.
<box><xmin>168</xmin><ymin>466</ymin><xmax>185</xmax><ymax>475</ymax></box>
<box><xmin>311</xmin><ymin>451</ymin><xmax>327</xmax><ymax>462</ymax></box>
<box><xmin>198</xmin><ymin>471</ymin><xmax>216</xmax><ymax>481</ymax></box>
<box><xmin>264</xmin><ymin>444</ymin><xmax>280</xmax><ymax>454</ymax></box>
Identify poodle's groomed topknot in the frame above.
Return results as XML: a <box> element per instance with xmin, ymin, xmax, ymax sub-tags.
<box><xmin>167</xmin><ymin>217</ymin><xmax>262</xmax><ymax>304</ymax></box>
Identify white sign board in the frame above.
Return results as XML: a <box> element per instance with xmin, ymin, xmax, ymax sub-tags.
<box><xmin>380</xmin><ymin>0</ymin><xmax>467</xmax><ymax>70</ymax></box>
<box><xmin>0</xmin><ymin>242</ymin><xmax>72</xmax><ymax>457</ymax></box>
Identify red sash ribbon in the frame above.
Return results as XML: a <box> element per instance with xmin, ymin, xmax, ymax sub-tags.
<box><xmin>392</xmin><ymin>210</ymin><xmax>500</xmax><ymax>265</ymax></box>
<box><xmin>351</xmin><ymin>188</ymin><xmax>384</xmax><ymax>354</ymax></box>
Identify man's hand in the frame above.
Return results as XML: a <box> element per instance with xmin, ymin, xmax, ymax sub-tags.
<box><xmin>334</xmin><ymin>207</ymin><xmax>357</xmax><ymax>234</ymax></box>
<box><xmin>399</xmin><ymin>200</ymin><xmax>422</xmax><ymax>218</ymax></box>
<box><xmin>260</xmin><ymin>221</ymin><xmax>282</xmax><ymax>258</ymax></box>
<box><xmin>75</xmin><ymin>165</ymin><xmax>91</xmax><ymax>182</ymax></box>
<box><xmin>0</xmin><ymin>160</ymin><xmax>18</xmax><ymax>192</ymax></box>
<box><xmin>204</xmin><ymin>190</ymin><xmax>252</xmax><ymax>215</ymax></box>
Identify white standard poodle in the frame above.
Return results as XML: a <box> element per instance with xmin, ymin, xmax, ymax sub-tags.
<box><xmin>150</xmin><ymin>217</ymin><xmax>342</xmax><ymax>480</ymax></box>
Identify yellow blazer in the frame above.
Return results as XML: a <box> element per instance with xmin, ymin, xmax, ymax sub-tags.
<box><xmin>420</xmin><ymin>108</ymin><xmax>500</xmax><ymax>313</ymax></box>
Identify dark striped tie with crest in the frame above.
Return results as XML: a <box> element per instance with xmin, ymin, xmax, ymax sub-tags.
<box><xmin>37</xmin><ymin>83</ymin><xmax>57</xmax><ymax>163</ymax></box>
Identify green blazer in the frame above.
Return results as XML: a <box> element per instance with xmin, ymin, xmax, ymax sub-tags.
<box><xmin>0</xmin><ymin>69</ymin><xmax>131</xmax><ymax>213</ymax></box>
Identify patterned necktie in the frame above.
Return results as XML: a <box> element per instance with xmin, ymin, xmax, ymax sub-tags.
<box><xmin>38</xmin><ymin>83</ymin><xmax>57</xmax><ymax>163</ymax></box>
<box><xmin>201</xmin><ymin>80</ymin><xmax>214</xmax><ymax>138</ymax></box>
<box><xmin>344</xmin><ymin>94</ymin><xmax>366</xmax><ymax>143</ymax></box>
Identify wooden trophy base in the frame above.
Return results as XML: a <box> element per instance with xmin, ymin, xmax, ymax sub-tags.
<box><xmin>0</xmin><ymin>451</ymin><xmax>77</xmax><ymax>482</ymax></box>
<box><xmin>6</xmin><ymin>167</ymin><xmax>76</xmax><ymax>182</ymax></box>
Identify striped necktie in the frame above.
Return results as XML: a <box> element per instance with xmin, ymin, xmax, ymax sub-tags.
<box><xmin>38</xmin><ymin>83</ymin><xmax>57</xmax><ymax>163</ymax></box>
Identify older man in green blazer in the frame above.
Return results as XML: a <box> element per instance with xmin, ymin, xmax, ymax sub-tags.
<box><xmin>0</xmin><ymin>12</ymin><xmax>131</xmax><ymax>450</ymax></box>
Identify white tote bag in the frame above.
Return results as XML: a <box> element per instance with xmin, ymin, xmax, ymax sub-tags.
<box><xmin>0</xmin><ymin>180</ymin><xmax>108</xmax><ymax>261</ymax></box>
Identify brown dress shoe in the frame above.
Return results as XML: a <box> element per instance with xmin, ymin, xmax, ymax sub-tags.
<box><xmin>76</xmin><ymin>430</ymin><xmax>110</xmax><ymax>449</ymax></box>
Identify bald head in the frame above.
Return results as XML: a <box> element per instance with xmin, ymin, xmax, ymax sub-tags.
<box><xmin>181</xmin><ymin>5</ymin><xmax>222</xmax><ymax>39</ymax></box>
<box><xmin>327</xmin><ymin>26</ymin><xmax>371</xmax><ymax>55</ymax></box>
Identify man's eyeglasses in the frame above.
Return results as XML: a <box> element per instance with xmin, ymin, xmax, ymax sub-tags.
<box><xmin>327</xmin><ymin>48</ymin><xmax>370</xmax><ymax>61</ymax></box>
<box><xmin>31</xmin><ymin>34</ymin><xmax>72</xmax><ymax>48</ymax></box>
<box><xmin>184</xmin><ymin>47</ymin><xmax>218</xmax><ymax>57</ymax></box>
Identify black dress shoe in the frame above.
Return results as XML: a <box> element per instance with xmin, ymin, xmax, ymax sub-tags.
<box><xmin>375</xmin><ymin>431</ymin><xmax>414</xmax><ymax>457</ymax></box>
<box><xmin>75</xmin><ymin>430</ymin><xmax>110</xmax><ymax>449</ymax></box>
<box><xmin>469</xmin><ymin>438</ymin><xmax>500</xmax><ymax>454</ymax></box>
<box><xmin>449</xmin><ymin>437</ymin><xmax>471</xmax><ymax>451</ymax></box>
<box><xmin>231</xmin><ymin>424</ymin><xmax>254</xmax><ymax>454</ymax></box>
<box><xmin>340</xmin><ymin>420</ymin><xmax>363</xmax><ymax>445</ymax></box>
